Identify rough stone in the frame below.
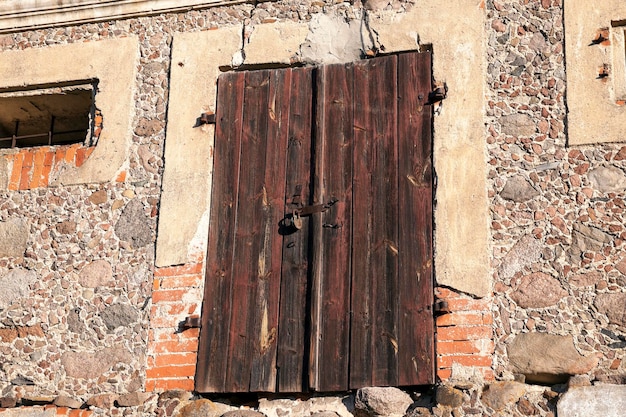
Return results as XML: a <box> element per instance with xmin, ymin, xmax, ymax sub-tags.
<box><xmin>55</xmin><ymin>221</ymin><xmax>76</xmax><ymax>235</ymax></box>
<box><xmin>588</xmin><ymin>166</ymin><xmax>626</xmax><ymax>193</ymax></box>
<box><xmin>86</xmin><ymin>393</ymin><xmax>118</xmax><ymax>409</ymax></box>
<box><xmin>500</xmin><ymin>175</ymin><xmax>539</xmax><ymax>202</ymax></box>
<box><xmin>481</xmin><ymin>381</ymin><xmax>526</xmax><ymax>411</ymax></box>
<box><xmin>53</xmin><ymin>395</ymin><xmax>82</xmax><ymax>409</ymax></box>
<box><xmin>21</xmin><ymin>396</ymin><xmax>55</xmax><ymax>405</ymax></box>
<box><xmin>114</xmin><ymin>199</ymin><xmax>153</xmax><ymax>248</ymax></box>
<box><xmin>568</xmin><ymin>222</ymin><xmax>613</xmax><ymax>262</ymax></box>
<box><xmin>616</xmin><ymin>257</ymin><xmax>626</xmax><ymax>275</ymax></box>
<box><xmin>0</xmin><ymin>268</ymin><xmax>37</xmax><ymax>309</ymax></box>
<box><xmin>221</xmin><ymin>411</ymin><xmax>266</xmax><ymax>417</ymax></box>
<box><xmin>134</xmin><ymin>117</ymin><xmax>164</xmax><ymax>137</ymax></box>
<box><xmin>88</xmin><ymin>189</ymin><xmax>108</xmax><ymax>205</ymax></box>
<box><xmin>61</xmin><ymin>346</ymin><xmax>132</xmax><ymax>379</ymax></box>
<box><xmin>0</xmin><ymin>327</ymin><xmax>18</xmax><ymax>342</ymax></box>
<box><xmin>100</xmin><ymin>303</ymin><xmax>138</xmax><ymax>331</ymax></box>
<box><xmin>177</xmin><ymin>399</ymin><xmax>234</xmax><ymax>417</ymax></box>
<box><xmin>508</xmin><ymin>333</ymin><xmax>599</xmax><ymax>383</ymax></box>
<box><xmin>158</xmin><ymin>390</ymin><xmax>193</xmax><ymax>401</ymax></box>
<box><xmin>259</xmin><ymin>397</ymin><xmax>352</xmax><ymax>417</ymax></box>
<box><xmin>0</xmin><ymin>396</ymin><xmax>17</xmax><ymax>408</ymax></box>
<box><xmin>0</xmin><ymin>218</ymin><xmax>28</xmax><ymax>258</ymax></box>
<box><xmin>568</xmin><ymin>375</ymin><xmax>591</xmax><ymax>387</ymax></box>
<box><xmin>516</xmin><ymin>398</ymin><xmax>539</xmax><ymax>415</ymax></box>
<box><xmin>11</xmin><ymin>375</ymin><xmax>34</xmax><ymax>386</ymax></box>
<box><xmin>0</xmin><ymin>408</ymin><xmax>55</xmax><ymax>416</ymax></box>
<box><xmin>498</xmin><ymin>235</ymin><xmax>543</xmax><ymax>280</ymax></box>
<box><xmin>354</xmin><ymin>387</ymin><xmax>413</xmax><ymax>417</ymax></box>
<box><xmin>500</xmin><ymin>114</ymin><xmax>536</xmax><ymax>137</ymax></box>
<box><xmin>115</xmin><ymin>392</ymin><xmax>152</xmax><ymax>407</ymax></box>
<box><xmin>78</xmin><ymin>259</ymin><xmax>113</xmax><ymax>288</ymax></box>
<box><xmin>311</xmin><ymin>413</ymin><xmax>340</xmax><ymax>417</ymax></box>
<box><xmin>594</xmin><ymin>293</ymin><xmax>626</xmax><ymax>330</ymax></box>
<box><xmin>510</xmin><ymin>272</ymin><xmax>567</xmax><ymax>308</ymax></box>
<box><xmin>16</xmin><ymin>324</ymin><xmax>44</xmax><ymax>338</ymax></box>
<box><xmin>568</xmin><ymin>271</ymin><xmax>602</xmax><ymax>287</ymax></box>
<box><xmin>67</xmin><ymin>308</ymin><xmax>85</xmax><ymax>333</ymax></box>
<box><xmin>435</xmin><ymin>385</ymin><xmax>463</xmax><ymax>408</ymax></box>
<box><xmin>558</xmin><ymin>385</ymin><xmax>626</xmax><ymax>417</ymax></box>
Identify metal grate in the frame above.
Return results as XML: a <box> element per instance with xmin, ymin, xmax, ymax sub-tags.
<box><xmin>0</xmin><ymin>118</ymin><xmax>88</xmax><ymax>149</ymax></box>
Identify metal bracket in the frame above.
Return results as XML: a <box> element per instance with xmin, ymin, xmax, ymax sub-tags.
<box><xmin>433</xmin><ymin>300</ymin><xmax>450</xmax><ymax>316</ymax></box>
<box><xmin>182</xmin><ymin>315</ymin><xmax>201</xmax><ymax>329</ymax></box>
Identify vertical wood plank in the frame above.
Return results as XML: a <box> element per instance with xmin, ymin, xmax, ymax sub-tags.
<box><xmin>350</xmin><ymin>55</ymin><xmax>399</xmax><ymax>388</ymax></box>
<box><xmin>196</xmin><ymin>71</ymin><xmax>245</xmax><ymax>393</ymax></box>
<box><xmin>310</xmin><ymin>63</ymin><xmax>353</xmax><ymax>392</ymax></box>
<box><xmin>248</xmin><ymin>68</ymin><xmax>292</xmax><ymax>392</ymax></box>
<box><xmin>225</xmin><ymin>69</ymin><xmax>272</xmax><ymax>392</ymax></box>
<box><xmin>277</xmin><ymin>67</ymin><xmax>314</xmax><ymax>393</ymax></box>
<box><xmin>397</xmin><ymin>52</ymin><xmax>435</xmax><ymax>385</ymax></box>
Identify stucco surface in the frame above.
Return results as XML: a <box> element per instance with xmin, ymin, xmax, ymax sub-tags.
<box><xmin>156</xmin><ymin>27</ymin><xmax>242</xmax><ymax>267</ymax></box>
<box><xmin>157</xmin><ymin>2</ymin><xmax>490</xmax><ymax>297</ymax></box>
<box><xmin>0</xmin><ymin>36</ymin><xmax>138</xmax><ymax>184</ymax></box>
<box><xmin>565</xmin><ymin>2</ymin><xmax>626</xmax><ymax>144</ymax></box>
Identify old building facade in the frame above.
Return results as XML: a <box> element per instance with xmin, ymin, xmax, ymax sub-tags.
<box><xmin>0</xmin><ymin>0</ymin><xmax>624</xmax><ymax>415</ymax></box>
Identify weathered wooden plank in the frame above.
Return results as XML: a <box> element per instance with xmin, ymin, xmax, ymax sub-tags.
<box><xmin>350</xmin><ymin>55</ymin><xmax>399</xmax><ymax>388</ymax></box>
<box><xmin>277</xmin><ymin>67</ymin><xmax>314</xmax><ymax>393</ymax></box>
<box><xmin>225</xmin><ymin>69</ymin><xmax>272</xmax><ymax>392</ymax></box>
<box><xmin>310</xmin><ymin>63</ymin><xmax>353</xmax><ymax>392</ymax></box>
<box><xmin>397</xmin><ymin>51</ymin><xmax>435</xmax><ymax>386</ymax></box>
<box><xmin>249</xmin><ymin>68</ymin><xmax>293</xmax><ymax>392</ymax></box>
<box><xmin>196</xmin><ymin>71</ymin><xmax>245</xmax><ymax>393</ymax></box>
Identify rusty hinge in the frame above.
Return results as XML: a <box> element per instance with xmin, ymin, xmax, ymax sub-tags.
<box><xmin>182</xmin><ymin>315</ymin><xmax>201</xmax><ymax>330</ymax></box>
<box><xmin>428</xmin><ymin>85</ymin><xmax>447</xmax><ymax>105</ymax></box>
<box><xmin>194</xmin><ymin>112</ymin><xmax>216</xmax><ymax>127</ymax></box>
<box><xmin>433</xmin><ymin>300</ymin><xmax>450</xmax><ymax>317</ymax></box>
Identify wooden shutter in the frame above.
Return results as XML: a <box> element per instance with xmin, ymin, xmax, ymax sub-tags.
<box><xmin>196</xmin><ymin>52</ymin><xmax>434</xmax><ymax>393</ymax></box>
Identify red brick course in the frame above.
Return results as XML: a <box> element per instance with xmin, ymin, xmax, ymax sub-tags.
<box><xmin>435</xmin><ymin>287</ymin><xmax>495</xmax><ymax>381</ymax></box>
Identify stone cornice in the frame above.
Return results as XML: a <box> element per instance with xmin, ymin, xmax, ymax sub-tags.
<box><xmin>0</xmin><ymin>0</ymin><xmax>248</xmax><ymax>33</ymax></box>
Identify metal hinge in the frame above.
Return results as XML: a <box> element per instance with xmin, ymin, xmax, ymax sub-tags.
<box><xmin>182</xmin><ymin>315</ymin><xmax>201</xmax><ymax>329</ymax></box>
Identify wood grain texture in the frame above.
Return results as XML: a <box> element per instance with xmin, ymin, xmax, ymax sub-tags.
<box><xmin>277</xmin><ymin>67</ymin><xmax>314</xmax><ymax>392</ymax></box>
<box><xmin>309</xmin><ymin>63</ymin><xmax>353</xmax><ymax>392</ymax></box>
<box><xmin>197</xmin><ymin>52</ymin><xmax>434</xmax><ymax>393</ymax></box>
<box><xmin>350</xmin><ymin>55</ymin><xmax>399</xmax><ymax>388</ymax></box>
<box><xmin>196</xmin><ymin>71</ymin><xmax>245</xmax><ymax>393</ymax></box>
<box><xmin>397</xmin><ymin>52</ymin><xmax>435</xmax><ymax>385</ymax></box>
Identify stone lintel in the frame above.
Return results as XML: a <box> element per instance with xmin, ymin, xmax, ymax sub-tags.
<box><xmin>0</xmin><ymin>0</ymin><xmax>247</xmax><ymax>34</ymax></box>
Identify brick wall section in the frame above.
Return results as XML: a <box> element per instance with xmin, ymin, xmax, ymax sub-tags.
<box><xmin>3</xmin><ymin>144</ymin><xmax>94</xmax><ymax>190</ymax></box>
<box><xmin>145</xmin><ymin>270</ymin><xmax>496</xmax><ymax>390</ymax></box>
<box><xmin>435</xmin><ymin>287</ymin><xmax>495</xmax><ymax>381</ymax></box>
<box><xmin>147</xmin><ymin>255</ymin><xmax>205</xmax><ymax>392</ymax></box>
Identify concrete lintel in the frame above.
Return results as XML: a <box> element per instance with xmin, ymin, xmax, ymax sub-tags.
<box><xmin>0</xmin><ymin>0</ymin><xmax>247</xmax><ymax>34</ymax></box>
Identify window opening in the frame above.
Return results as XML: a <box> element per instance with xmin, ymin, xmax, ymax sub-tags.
<box><xmin>0</xmin><ymin>80</ymin><xmax>100</xmax><ymax>149</ymax></box>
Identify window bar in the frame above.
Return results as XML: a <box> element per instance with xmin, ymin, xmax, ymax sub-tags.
<box><xmin>48</xmin><ymin>115</ymin><xmax>55</xmax><ymax>146</ymax></box>
<box><xmin>11</xmin><ymin>121</ymin><xmax>18</xmax><ymax>148</ymax></box>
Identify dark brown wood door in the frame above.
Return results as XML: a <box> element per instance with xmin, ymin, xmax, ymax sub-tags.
<box><xmin>195</xmin><ymin>52</ymin><xmax>434</xmax><ymax>393</ymax></box>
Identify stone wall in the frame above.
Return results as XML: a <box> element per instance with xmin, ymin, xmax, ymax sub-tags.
<box><xmin>0</xmin><ymin>0</ymin><xmax>624</xmax><ymax>416</ymax></box>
